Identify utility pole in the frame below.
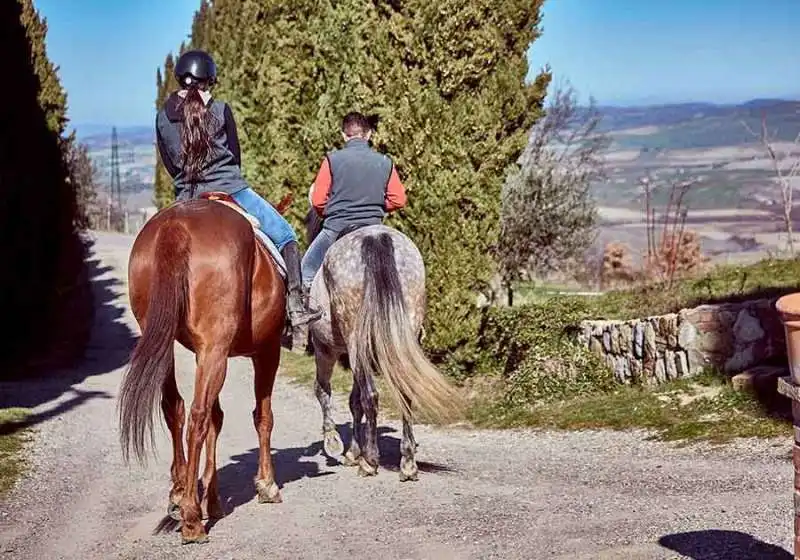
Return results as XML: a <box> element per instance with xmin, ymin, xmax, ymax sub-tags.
<box><xmin>110</xmin><ymin>126</ymin><xmax>122</xmax><ymax>230</ymax></box>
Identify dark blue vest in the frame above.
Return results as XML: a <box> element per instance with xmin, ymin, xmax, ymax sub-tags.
<box><xmin>156</xmin><ymin>95</ymin><xmax>248</xmax><ymax>199</ymax></box>
<box><xmin>322</xmin><ymin>139</ymin><xmax>393</xmax><ymax>233</ymax></box>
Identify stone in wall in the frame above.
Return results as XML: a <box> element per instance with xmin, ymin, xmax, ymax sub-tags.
<box><xmin>633</xmin><ymin>322</ymin><xmax>644</xmax><ymax>358</ymax></box>
<box><xmin>577</xmin><ymin>297</ymin><xmax>788</xmax><ymax>386</ymax></box>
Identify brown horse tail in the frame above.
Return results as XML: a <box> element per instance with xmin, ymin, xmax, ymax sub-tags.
<box><xmin>352</xmin><ymin>233</ymin><xmax>466</xmax><ymax>425</ymax></box>
<box><xmin>118</xmin><ymin>221</ymin><xmax>190</xmax><ymax>465</ymax></box>
<box><xmin>274</xmin><ymin>191</ymin><xmax>293</xmax><ymax>215</ymax></box>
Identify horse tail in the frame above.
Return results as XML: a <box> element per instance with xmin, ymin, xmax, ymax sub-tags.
<box><xmin>118</xmin><ymin>220</ymin><xmax>189</xmax><ymax>465</ymax></box>
<box><xmin>352</xmin><ymin>233</ymin><xmax>465</xmax><ymax>424</ymax></box>
<box><xmin>274</xmin><ymin>191</ymin><xmax>293</xmax><ymax>215</ymax></box>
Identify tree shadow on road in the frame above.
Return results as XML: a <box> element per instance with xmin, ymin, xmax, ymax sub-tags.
<box><xmin>659</xmin><ymin>530</ymin><xmax>791</xmax><ymax>559</ymax></box>
<box><xmin>212</xmin><ymin>423</ymin><xmax>457</xmax><ymax>517</ymax></box>
<box><xmin>0</xmin><ymin>249</ymin><xmax>138</xmax><ymax>433</ymax></box>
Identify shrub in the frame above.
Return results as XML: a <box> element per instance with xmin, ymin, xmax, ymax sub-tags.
<box><xmin>450</xmin><ymin>255</ymin><xmax>800</xmax><ymax>408</ymax></box>
<box><xmin>449</xmin><ymin>299</ymin><xmax>615</xmax><ymax>406</ymax></box>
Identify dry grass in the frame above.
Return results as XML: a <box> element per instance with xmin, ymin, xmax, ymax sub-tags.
<box><xmin>0</xmin><ymin>408</ymin><xmax>31</xmax><ymax>496</ymax></box>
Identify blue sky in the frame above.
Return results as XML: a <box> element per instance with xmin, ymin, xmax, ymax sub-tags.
<box><xmin>528</xmin><ymin>0</ymin><xmax>800</xmax><ymax>107</ymax></box>
<box><xmin>34</xmin><ymin>0</ymin><xmax>800</xmax><ymax>128</ymax></box>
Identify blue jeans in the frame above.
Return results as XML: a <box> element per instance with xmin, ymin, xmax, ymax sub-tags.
<box><xmin>231</xmin><ymin>187</ymin><xmax>297</xmax><ymax>251</ymax></box>
<box><xmin>301</xmin><ymin>227</ymin><xmax>338</xmax><ymax>288</ymax></box>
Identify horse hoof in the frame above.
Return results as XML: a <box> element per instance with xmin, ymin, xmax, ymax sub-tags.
<box><xmin>357</xmin><ymin>457</ymin><xmax>378</xmax><ymax>477</ymax></box>
<box><xmin>181</xmin><ymin>534</ymin><xmax>209</xmax><ymax>545</ymax></box>
<box><xmin>256</xmin><ymin>479</ymin><xmax>283</xmax><ymax>504</ymax></box>
<box><xmin>323</xmin><ymin>429</ymin><xmax>344</xmax><ymax>458</ymax></box>
<box><xmin>400</xmin><ymin>457</ymin><xmax>419</xmax><ymax>482</ymax></box>
<box><xmin>342</xmin><ymin>450</ymin><xmax>360</xmax><ymax>467</ymax></box>
<box><xmin>399</xmin><ymin>471</ymin><xmax>419</xmax><ymax>482</ymax></box>
<box><xmin>167</xmin><ymin>503</ymin><xmax>182</xmax><ymax>521</ymax></box>
<box><xmin>399</xmin><ymin>467</ymin><xmax>419</xmax><ymax>482</ymax></box>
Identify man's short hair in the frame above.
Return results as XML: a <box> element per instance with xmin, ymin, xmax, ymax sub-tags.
<box><xmin>341</xmin><ymin>112</ymin><xmax>372</xmax><ymax>137</ymax></box>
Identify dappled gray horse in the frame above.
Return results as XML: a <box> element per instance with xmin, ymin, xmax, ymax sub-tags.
<box><xmin>304</xmin><ymin>211</ymin><xmax>463</xmax><ymax>480</ymax></box>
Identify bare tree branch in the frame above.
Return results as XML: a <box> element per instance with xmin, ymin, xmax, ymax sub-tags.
<box><xmin>741</xmin><ymin>113</ymin><xmax>800</xmax><ymax>256</ymax></box>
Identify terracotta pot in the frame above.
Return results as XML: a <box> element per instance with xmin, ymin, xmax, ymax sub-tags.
<box><xmin>777</xmin><ymin>293</ymin><xmax>800</xmax><ymax>385</ymax></box>
<box><xmin>775</xmin><ymin>292</ymin><xmax>800</xmax><ymax>560</ymax></box>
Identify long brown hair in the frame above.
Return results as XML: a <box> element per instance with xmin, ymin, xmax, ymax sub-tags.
<box><xmin>179</xmin><ymin>86</ymin><xmax>216</xmax><ymax>184</ymax></box>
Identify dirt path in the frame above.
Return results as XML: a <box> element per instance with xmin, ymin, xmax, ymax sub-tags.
<box><xmin>0</xmin><ymin>231</ymin><xmax>795</xmax><ymax>560</ymax></box>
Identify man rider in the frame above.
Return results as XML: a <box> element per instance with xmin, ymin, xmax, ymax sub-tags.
<box><xmin>301</xmin><ymin>112</ymin><xmax>407</xmax><ymax>289</ymax></box>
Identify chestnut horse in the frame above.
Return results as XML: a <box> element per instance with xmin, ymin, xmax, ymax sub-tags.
<box><xmin>118</xmin><ymin>192</ymin><xmax>292</xmax><ymax>544</ymax></box>
<box><xmin>303</xmin><ymin>210</ymin><xmax>465</xmax><ymax>480</ymax></box>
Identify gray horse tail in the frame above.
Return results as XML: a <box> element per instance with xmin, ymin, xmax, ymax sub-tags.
<box><xmin>352</xmin><ymin>233</ymin><xmax>465</xmax><ymax>424</ymax></box>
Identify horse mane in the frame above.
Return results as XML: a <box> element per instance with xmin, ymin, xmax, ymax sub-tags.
<box><xmin>305</xmin><ymin>208</ymin><xmax>323</xmax><ymax>244</ymax></box>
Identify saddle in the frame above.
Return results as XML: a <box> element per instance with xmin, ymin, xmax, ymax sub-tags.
<box><xmin>199</xmin><ymin>191</ymin><xmax>287</xmax><ymax>279</ymax></box>
<box><xmin>336</xmin><ymin>223</ymin><xmax>369</xmax><ymax>241</ymax></box>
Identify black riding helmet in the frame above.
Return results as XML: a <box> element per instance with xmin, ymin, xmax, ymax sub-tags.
<box><xmin>174</xmin><ymin>49</ymin><xmax>217</xmax><ymax>88</ymax></box>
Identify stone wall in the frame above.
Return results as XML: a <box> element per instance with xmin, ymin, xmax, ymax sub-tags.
<box><xmin>576</xmin><ymin>298</ymin><xmax>788</xmax><ymax>385</ymax></box>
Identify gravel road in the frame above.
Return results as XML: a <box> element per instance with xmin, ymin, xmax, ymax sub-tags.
<box><xmin>0</xmin><ymin>230</ymin><xmax>796</xmax><ymax>560</ymax></box>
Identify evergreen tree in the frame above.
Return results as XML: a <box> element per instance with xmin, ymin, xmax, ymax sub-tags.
<box><xmin>1</xmin><ymin>0</ymin><xmax>91</xmax><ymax>373</ymax></box>
<box><xmin>190</xmin><ymin>0</ymin><xmax>211</xmax><ymax>50</ymax></box>
<box><xmin>65</xmin><ymin>139</ymin><xmax>100</xmax><ymax>230</ymax></box>
<box><xmin>153</xmin><ymin>53</ymin><xmax>178</xmax><ymax>208</ymax></box>
<box><xmin>175</xmin><ymin>0</ymin><xmax>551</xmax><ymax>359</ymax></box>
<box><xmin>18</xmin><ymin>0</ymin><xmax>67</xmax><ymax>136</ymax></box>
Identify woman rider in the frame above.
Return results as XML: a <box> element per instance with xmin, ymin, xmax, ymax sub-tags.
<box><xmin>155</xmin><ymin>49</ymin><xmax>322</xmax><ymax>339</ymax></box>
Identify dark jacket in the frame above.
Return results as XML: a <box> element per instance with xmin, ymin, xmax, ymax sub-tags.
<box><xmin>155</xmin><ymin>92</ymin><xmax>249</xmax><ymax>200</ymax></box>
<box><xmin>310</xmin><ymin>138</ymin><xmax>406</xmax><ymax>233</ymax></box>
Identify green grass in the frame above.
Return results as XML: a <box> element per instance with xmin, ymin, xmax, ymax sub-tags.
<box><xmin>517</xmin><ymin>255</ymin><xmax>800</xmax><ymax>321</ymax></box>
<box><xmin>484</xmin><ymin>257</ymin><xmax>800</xmax><ymax>443</ymax></box>
<box><xmin>279</xmin><ymin>351</ymin><xmax>351</xmax><ymax>393</ymax></box>
<box><xmin>278</xmin><ymin>349</ymin><xmax>790</xmax><ymax>445</ymax></box>
<box><xmin>0</xmin><ymin>408</ymin><xmax>31</xmax><ymax>496</ymax></box>
<box><xmin>278</xmin><ymin>351</ymin><xmax>403</xmax><ymax>419</ymax></box>
<box><xmin>467</xmin><ymin>371</ymin><xmax>791</xmax><ymax>444</ymax></box>
<box><xmin>512</xmin><ymin>282</ymin><xmax>599</xmax><ymax>306</ymax></box>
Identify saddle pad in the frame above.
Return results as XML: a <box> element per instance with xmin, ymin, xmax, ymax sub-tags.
<box><xmin>212</xmin><ymin>199</ymin><xmax>287</xmax><ymax>279</ymax></box>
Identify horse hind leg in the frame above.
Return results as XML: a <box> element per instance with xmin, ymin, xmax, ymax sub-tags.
<box><xmin>314</xmin><ymin>349</ymin><xmax>344</xmax><ymax>458</ymax></box>
<box><xmin>200</xmin><ymin>398</ymin><xmax>225</xmax><ymax>520</ymax></box>
<box><xmin>342</xmin><ymin>379</ymin><xmax>363</xmax><ymax>467</ymax></box>
<box><xmin>354</xmin><ymin>368</ymin><xmax>379</xmax><ymax>477</ymax></box>
<box><xmin>252</xmin><ymin>345</ymin><xmax>282</xmax><ymax>504</ymax></box>
<box><xmin>161</xmin><ymin>362</ymin><xmax>187</xmax><ymax>521</ymax></box>
<box><xmin>399</xmin><ymin>402</ymin><xmax>419</xmax><ymax>482</ymax></box>
<box><xmin>179</xmin><ymin>346</ymin><xmax>229</xmax><ymax>544</ymax></box>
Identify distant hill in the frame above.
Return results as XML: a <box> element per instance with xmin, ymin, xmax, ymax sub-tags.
<box><xmin>71</xmin><ymin>97</ymin><xmax>800</xmax><ymax>154</ymax></box>
<box><xmin>71</xmin><ymin>124</ymin><xmax>154</xmax><ymax>150</ymax></box>
<box><xmin>594</xmin><ymin>98</ymin><xmax>800</xmax><ymax>150</ymax></box>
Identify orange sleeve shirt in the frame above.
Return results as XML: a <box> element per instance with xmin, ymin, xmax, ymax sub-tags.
<box><xmin>310</xmin><ymin>157</ymin><xmax>407</xmax><ymax>216</ymax></box>
<box><xmin>385</xmin><ymin>166</ymin><xmax>407</xmax><ymax>212</ymax></box>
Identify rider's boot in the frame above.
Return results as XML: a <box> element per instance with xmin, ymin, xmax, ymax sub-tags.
<box><xmin>280</xmin><ymin>240</ymin><xmax>322</xmax><ymax>353</ymax></box>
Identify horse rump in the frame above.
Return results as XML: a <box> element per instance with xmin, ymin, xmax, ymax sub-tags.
<box><xmin>351</xmin><ymin>232</ymin><xmax>464</xmax><ymax>424</ymax></box>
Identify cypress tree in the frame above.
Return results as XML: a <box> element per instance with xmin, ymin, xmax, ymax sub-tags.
<box><xmin>176</xmin><ymin>0</ymin><xmax>551</xmax><ymax>359</ymax></box>
<box><xmin>379</xmin><ymin>1</ymin><xmax>551</xmax><ymax>355</ymax></box>
<box><xmin>190</xmin><ymin>0</ymin><xmax>211</xmax><ymax>50</ymax></box>
<box><xmin>1</xmin><ymin>0</ymin><xmax>91</xmax><ymax>373</ymax></box>
<box><xmin>153</xmin><ymin>53</ymin><xmax>179</xmax><ymax>208</ymax></box>
<box><xmin>18</xmin><ymin>0</ymin><xmax>67</xmax><ymax>136</ymax></box>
